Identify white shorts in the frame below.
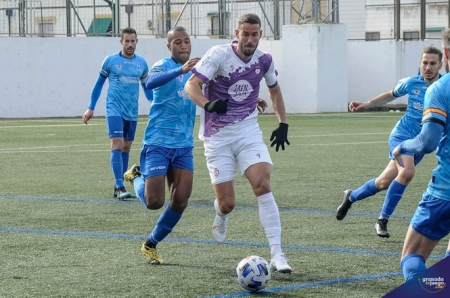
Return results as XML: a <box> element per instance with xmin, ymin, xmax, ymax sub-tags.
<box><xmin>204</xmin><ymin>121</ymin><xmax>273</xmax><ymax>185</ymax></box>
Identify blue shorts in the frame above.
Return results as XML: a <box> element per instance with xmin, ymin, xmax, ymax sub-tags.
<box><xmin>389</xmin><ymin>135</ymin><xmax>424</xmax><ymax>165</ymax></box>
<box><xmin>106</xmin><ymin>116</ymin><xmax>137</xmax><ymax>141</ymax></box>
<box><xmin>411</xmin><ymin>193</ymin><xmax>450</xmax><ymax>240</ymax></box>
<box><xmin>139</xmin><ymin>145</ymin><xmax>194</xmax><ymax>179</ymax></box>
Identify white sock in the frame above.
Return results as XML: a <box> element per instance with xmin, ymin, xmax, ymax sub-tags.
<box><xmin>257</xmin><ymin>192</ymin><xmax>282</xmax><ymax>258</ymax></box>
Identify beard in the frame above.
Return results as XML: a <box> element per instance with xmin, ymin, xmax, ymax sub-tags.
<box><xmin>239</xmin><ymin>42</ymin><xmax>258</xmax><ymax>58</ymax></box>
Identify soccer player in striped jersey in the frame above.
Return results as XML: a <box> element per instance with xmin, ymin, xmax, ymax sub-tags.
<box><xmin>393</xmin><ymin>29</ymin><xmax>450</xmax><ymax>281</ymax></box>
<box><xmin>185</xmin><ymin>13</ymin><xmax>292</xmax><ymax>273</ymax></box>
<box><xmin>82</xmin><ymin>27</ymin><xmax>153</xmax><ymax>200</ymax></box>
<box><xmin>336</xmin><ymin>46</ymin><xmax>442</xmax><ymax>238</ymax></box>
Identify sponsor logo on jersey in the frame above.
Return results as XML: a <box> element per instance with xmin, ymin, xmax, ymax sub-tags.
<box><xmin>119</xmin><ymin>76</ymin><xmax>140</xmax><ymax>83</ymax></box>
<box><xmin>413</xmin><ymin>101</ymin><xmax>424</xmax><ymax>110</ymax></box>
<box><xmin>150</xmin><ymin>165</ymin><xmax>166</xmax><ymax>171</ymax></box>
<box><xmin>177</xmin><ymin>88</ymin><xmax>187</xmax><ymax>98</ymax></box>
<box><xmin>201</xmin><ymin>56</ymin><xmax>210</xmax><ymax>66</ymax></box>
<box><xmin>228</xmin><ymin>80</ymin><xmax>253</xmax><ymax>102</ymax></box>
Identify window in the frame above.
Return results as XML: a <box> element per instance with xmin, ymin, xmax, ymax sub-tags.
<box><xmin>365</xmin><ymin>32</ymin><xmax>380</xmax><ymax>41</ymax></box>
<box><xmin>156</xmin><ymin>13</ymin><xmax>179</xmax><ymax>37</ymax></box>
<box><xmin>403</xmin><ymin>31</ymin><xmax>420</xmax><ymax>41</ymax></box>
<box><xmin>35</xmin><ymin>17</ymin><xmax>56</xmax><ymax>37</ymax></box>
<box><xmin>38</xmin><ymin>22</ymin><xmax>54</xmax><ymax>37</ymax></box>
<box><xmin>207</xmin><ymin>12</ymin><xmax>229</xmax><ymax>36</ymax></box>
<box><xmin>87</xmin><ymin>17</ymin><xmax>112</xmax><ymax>36</ymax></box>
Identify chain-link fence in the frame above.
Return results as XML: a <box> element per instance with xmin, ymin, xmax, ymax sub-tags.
<box><xmin>341</xmin><ymin>0</ymin><xmax>449</xmax><ymax>40</ymax></box>
<box><xmin>0</xmin><ymin>0</ymin><xmax>448</xmax><ymax>40</ymax></box>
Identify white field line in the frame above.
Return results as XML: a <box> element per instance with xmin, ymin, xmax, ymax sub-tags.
<box><xmin>0</xmin><ymin>113</ymin><xmax>402</xmax><ymax>128</ymax></box>
<box><xmin>0</xmin><ymin>137</ymin><xmax>388</xmax><ymax>154</ymax></box>
<box><xmin>0</xmin><ymin>124</ymin><xmax>104</xmax><ymax>129</ymax></box>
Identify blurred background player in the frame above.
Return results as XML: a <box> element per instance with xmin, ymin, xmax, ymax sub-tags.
<box><xmin>82</xmin><ymin>27</ymin><xmax>153</xmax><ymax>200</ymax></box>
<box><xmin>336</xmin><ymin>46</ymin><xmax>442</xmax><ymax>238</ymax></box>
<box><xmin>393</xmin><ymin>28</ymin><xmax>450</xmax><ymax>281</ymax></box>
<box><xmin>124</xmin><ymin>26</ymin><xmax>200</xmax><ymax>264</ymax></box>
<box><xmin>185</xmin><ymin>13</ymin><xmax>292</xmax><ymax>273</ymax></box>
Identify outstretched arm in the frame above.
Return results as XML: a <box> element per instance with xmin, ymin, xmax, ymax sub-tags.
<box><xmin>146</xmin><ymin>58</ymin><xmax>200</xmax><ymax>90</ymax></box>
<box><xmin>145</xmin><ymin>67</ymin><xmax>183</xmax><ymax>89</ymax></box>
<box><xmin>349</xmin><ymin>91</ymin><xmax>396</xmax><ymax>112</ymax></box>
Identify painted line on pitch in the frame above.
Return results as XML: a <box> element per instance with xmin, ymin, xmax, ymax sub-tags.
<box><xmin>0</xmin><ymin>123</ymin><xmax>104</xmax><ymax>129</ymax></box>
<box><xmin>0</xmin><ymin>227</ymin><xmax>443</xmax><ymax>260</ymax></box>
<box><xmin>200</xmin><ymin>271</ymin><xmax>403</xmax><ymax>298</ymax></box>
<box><xmin>0</xmin><ymin>140</ymin><xmax>387</xmax><ymax>154</ymax></box>
<box><xmin>0</xmin><ymin>194</ymin><xmax>413</xmax><ymax>219</ymax></box>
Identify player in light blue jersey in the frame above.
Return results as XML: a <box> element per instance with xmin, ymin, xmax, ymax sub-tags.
<box><xmin>336</xmin><ymin>46</ymin><xmax>442</xmax><ymax>238</ymax></box>
<box><xmin>123</xmin><ymin>26</ymin><xmax>200</xmax><ymax>264</ymax></box>
<box><xmin>82</xmin><ymin>27</ymin><xmax>153</xmax><ymax>200</ymax></box>
<box><xmin>392</xmin><ymin>29</ymin><xmax>450</xmax><ymax>282</ymax></box>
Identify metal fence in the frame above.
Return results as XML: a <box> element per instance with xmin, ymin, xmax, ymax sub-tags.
<box><xmin>0</xmin><ymin>0</ymin><xmax>449</xmax><ymax>40</ymax></box>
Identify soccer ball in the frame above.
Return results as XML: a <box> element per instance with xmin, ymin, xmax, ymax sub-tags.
<box><xmin>236</xmin><ymin>255</ymin><xmax>271</xmax><ymax>292</ymax></box>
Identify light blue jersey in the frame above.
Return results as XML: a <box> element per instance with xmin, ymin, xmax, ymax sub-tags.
<box><xmin>101</xmin><ymin>52</ymin><xmax>149</xmax><ymax>121</ymax></box>
<box><xmin>143</xmin><ymin>57</ymin><xmax>196</xmax><ymax>147</ymax></box>
<box><xmin>390</xmin><ymin>75</ymin><xmax>435</xmax><ymax>139</ymax></box>
<box><xmin>421</xmin><ymin>73</ymin><xmax>450</xmax><ymax>201</ymax></box>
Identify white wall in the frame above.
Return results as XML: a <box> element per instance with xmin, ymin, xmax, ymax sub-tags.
<box><xmin>0</xmin><ymin>35</ymin><xmax>443</xmax><ymax>118</ymax></box>
<box><xmin>347</xmin><ymin>40</ymin><xmax>442</xmax><ymax>104</ymax></box>
<box><xmin>0</xmin><ymin>37</ymin><xmax>224</xmax><ymax>118</ymax></box>
<box><xmin>282</xmin><ymin>24</ymin><xmax>348</xmax><ymax>113</ymax></box>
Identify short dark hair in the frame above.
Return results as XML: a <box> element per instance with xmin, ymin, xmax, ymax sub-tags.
<box><xmin>423</xmin><ymin>45</ymin><xmax>443</xmax><ymax>61</ymax></box>
<box><xmin>237</xmin><ymin>14</ymin><xmax>261</xmax><ymax>29</ymax></box>
<box><xmin>120</xmin><ymin>27</ymin><xmax>137</xmax><ymax>39</ymax></box>
<box><xmin>167</xmin><ymin>26</ymin><xmax>189</xmax><ymax>43</ymax></box>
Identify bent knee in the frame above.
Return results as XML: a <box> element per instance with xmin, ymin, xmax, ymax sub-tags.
<box><xmin>375</xmin><ymin>178</ymin><xmax>393</xmax><ymax>190</ymax></box>
<box><xmin>171</xmin><ymin>199</ymin><xmax>189</xmax><ymax>213</ymax></box>
<box><xmin>217</xmin><ymin>200</ymin><xmax>235</xmax><ymax>214</ymax></box>
<box><xmin>145</xmin><ymin>196</ymin><xmax>165</xmax><ymax>210</ymax></box>
<box><xmin>398</xmin><ymin>168</ymin><xmax>415</xmax><ymax>183</ymax></box>
<box><xmin>252</xmin><ymin>181</ymin><xmax>271</xmax><ymax>197</ymax></box>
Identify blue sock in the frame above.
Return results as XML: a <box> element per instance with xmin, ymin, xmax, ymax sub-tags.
<box><xmin>401</xmin><ymin>254</ymin><xmax>426</xmax><ymax>282</ymax></box>
<box><xmin>379</xmin><ymin>180</ymin><xmax>406</xmax><ymax>219</ymax></box>
<box><xmin>133</xmin><ymin>176</ymin><xmax>146</xmax><ymax>207</ymax></box>
<box><xmin>350</xmin><ymin>178</ymin><xmax>379</xmax><ymax>202</ymax></box>
<box><xmin>110</xmin><ymin>149</ymin><xmax>124</xmax><ymax>188</ymax></box>
<box><xmin>445</xmin><ymin>251</ymin><xmax>450</xmax><ymax>257</ymax></box>
<box><xmin>149</xmin><ymin>206</ymin><xmax>182</xmax><ymax>245</ymax></box>
<box><xmin>122</xmin><ymin>152</ymin><xmax>129</xmax><ymax>177</ymax></box>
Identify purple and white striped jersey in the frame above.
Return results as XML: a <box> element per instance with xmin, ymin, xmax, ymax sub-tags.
<box><xmin>192</xmin><ymin>41</ymin><xmax>278</xmax><ymax>139</ymax></box>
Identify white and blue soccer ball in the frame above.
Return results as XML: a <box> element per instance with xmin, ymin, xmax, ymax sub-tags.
<box><xmin>236</xmin><ymin>255</ymin><xmax>271</xmax><ymax>292</ymax></box>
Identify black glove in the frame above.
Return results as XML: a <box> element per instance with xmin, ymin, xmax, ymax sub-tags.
<box><xmin>204</xmin><ymin>99</ymin><xmax>228</xmax><ymax>114</ymax></box>
<box><xmin>270</xmin><ymin>123</ymin><xmax>290</xmax><ymax>152</ymax></box>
